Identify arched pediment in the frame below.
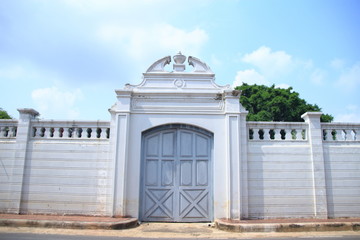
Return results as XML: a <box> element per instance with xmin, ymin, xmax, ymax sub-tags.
<box><xmin>145</xmin><ymin>52</ymin><xmax>213</xmax><ymax>73</ymax></box>
<box><xmin>146</xmin><ymin>56</ymin><xmax>171</xmax><ymax>72</ymax></box>
<box><xmin>188</xmin><ymin>56</ymin><xmax>213</xmax><ymax>73</ymax></box>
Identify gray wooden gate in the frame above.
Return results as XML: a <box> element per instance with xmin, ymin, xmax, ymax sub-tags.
<box><xmin>140</xmin><ymin>124</ymin><xmax>213</xmax><ymax>222</ymax></box>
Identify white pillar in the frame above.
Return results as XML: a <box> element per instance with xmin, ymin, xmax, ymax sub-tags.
<box><xmin>109</xmin><ymin>89</ymin><xmax>131</xmax><ymax>217</ymax></box>
<box><xmin>224</xmin><ymin>90</ymin><xmax>243</xmax><ymax>220</ymax></box>
<box><xmin>239</xmin><ymin>110</ymin><xmax>249</xmax><ymax>219</ymax></box>
<box><xmin>301</xmin><ymin>112</ymin><xmax>328</xmax><ymax>219</ymax></box>
<box><xmin>8</xmin><ymin>108</ymin><xmax>39</xmax><ymax>213</ymax></box>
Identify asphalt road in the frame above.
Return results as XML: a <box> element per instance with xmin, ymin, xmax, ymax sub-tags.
<box><xmin>1</xmin><ymin>232</ymin><xmax>360</xmax><ymax>240</ymax></box>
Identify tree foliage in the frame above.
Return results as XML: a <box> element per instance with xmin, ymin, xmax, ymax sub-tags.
<box><xmin>235</xmin><ymin>84</ymin><xmax>333</xmax><ymax>122</ymax></box>
<box><xmin>0</xmin><ymin>108</ymin><xmax>12</xmax><ymax>119</ymax></box>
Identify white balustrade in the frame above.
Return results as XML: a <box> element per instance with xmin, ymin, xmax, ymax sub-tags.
<box><xmin>322</xmin><ymin>123</ymin><xmax>360</xmax><ymax>142</ymax></box>
<box><xmin>0</xmin><ymin>120</ymin><xmax>18</xmax><ymax>139</ymax></box>
<box><xmin>247</xmin><ymin>122</ymin><xmax>308</xmax><ymax>141</ymax></box>
<box><xmin>30</xmin><ymin>120</ymin><xmax>110</xmax><ymax>140</ymax></box>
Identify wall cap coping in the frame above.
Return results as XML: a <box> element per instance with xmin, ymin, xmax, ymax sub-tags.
<box><xmin>301</xmin><ymin>112</ymin><xmax>323</xmax><ymax>119</ymax></box>
<box><xmin>17</xmin><ymin>108</ymin><xmax>39</xmax><ymax>117</ymax></box>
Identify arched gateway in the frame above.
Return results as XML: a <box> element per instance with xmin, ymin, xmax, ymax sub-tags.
<box><xmin>109</xmin><ymin>52</ymin><xmax>246</xmax><ymax>222</ymax></box>
<box><xmin>140</xmin><ymin>124</ymin><xmax>213</xmax><ymax>222</ymax></box>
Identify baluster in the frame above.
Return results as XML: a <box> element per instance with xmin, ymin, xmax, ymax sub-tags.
<box><xmin>322</xmin><ymin>129</ymin><xmax>329</xmax><ymax>141</ymax></box>
<box><xmin>342</xmin><ymin>129</ymin><xmax>347</xmax><ymax>140</ymax></box>
<box><xmin>274</xmin><ymin>129</ymin><xmax>281</xmax><ymax>140</ymax></box>
<box><xmin>9</xmin><ymin>127</ymin><xmax>16</xmax><ymax>137</ymax></box>
<box><xmin>295</xmin><ymin>128</ymin><xmax>302</xmax><ymax>140</ymax></box>
<box><xmin>344</xmin><ymin>129</ymin><xmax>353</xmax><ymax>141</ymax></box>
<box><xmin>100</xmin><ymin>127</ymin><xmax>107</xmax><ymax>139</ymax></box>
<box><xmin>43</xmin><ymin>127</ymin><xmax>50</xmax><ymax>138</ymax></box>
<box><xmin>1</xmin><ymin>127</ymin><xmax>7</xmax><ymax>137</ymax></box>
<box><xmin>330</xmin><ymin>129</ymin><xmax>337</xmax><ymax>141</ymax></box>
<box><xmin>348</xmin><ymin>130</ymin><xmax>355</xmax><ymax>141</ymax></box>
<box><xmin>91</xmin><ymin>127</ymin><xmax>98</xmax><ymax>139</ymax></box>
<box><xmin>353</xmin><ymin>129</ymin><xmax>358</xmax><ymax>141</ymax></box>
<box><xmin>33</xmin><ymin>127</ymin><xmax>41</xmax><ymax>137</ymax></box>
<box><xmin>62</xmin><ymin>127</ymin><xmax>69</xmax><ymax>138</ymax></box>
<box><xmin>340</xmin><ymin>129</ymin><xmax>346</xmax><ymax>141</ymax></box>
<box><xmin>61</xmin><ymin>127</ymin><xmax>66</xmax><ymax>138</ymax></box>
<box><xmin>74</xmin><ymin>127</ymin><xmax>79</xmax><ymax>138</ymax></box>
<box><xmin>36</xmin><ymin>127</ymin><xmax>42</xmax><ymax>137</ymax></box>
<box><xmin>54</xmin><ymin>127</ymin><xmax>61</xmax><ymax>138</ymax></box>
<box><xmin>263</xmin><ymin>128</ymin><xmax>270</xmax><ymax>140</ymax></box>
<box><xmin>252</xmin><ymin>128</ymin><xmax>260</xmax><ymax>140</ymax></box>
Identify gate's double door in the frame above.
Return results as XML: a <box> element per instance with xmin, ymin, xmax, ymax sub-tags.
<box><xmin>141</xmin><ymin>125</ymin><xmax>212</xmax><ymax>222</ymax></box>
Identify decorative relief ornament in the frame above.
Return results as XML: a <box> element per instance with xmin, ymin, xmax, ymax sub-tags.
<box><xmin>173</xmin><ymin>51</ymin><xmax>186</xmax><ymax>72</ymax></box>
<box><xmin>173</xmin><ymin>51</ymin><xmax>186</xmax><ymax>64</ymax></box>
<box><xmin>174</xmin><ymin>79</ymin><xmax>184</xmax><ymax>88</ymax></box>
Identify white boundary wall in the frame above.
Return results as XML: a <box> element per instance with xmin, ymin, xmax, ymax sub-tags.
<box><xmin>246</xmin><ymin>122</ymin><xmax>314</xmax><ymax>219</ymax></box>
<box><xmin>1</xmin><ymin>106</ymin><xmax>359</xmax><ymax>220</ymax></box>
<box><xmin>0</xmin><ymin>110</ymin><xmax>113</xmax><ymax>216</ymax></box>
<box><xmin>0</xmin><ymin>54</ymin><xmax>359</xmax><ymax>220</ymax></box>
<box><xmin>245</xmin><ymin>117</ymin><xmax>360</xmax><ymax>219</ymax></box>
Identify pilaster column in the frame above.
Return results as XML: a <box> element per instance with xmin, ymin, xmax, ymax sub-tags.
<box><xmin>239</xmin><ymin>110</ymin><xmax>249</xmax><ymax>219</ymax></box>
<box><xmin>109</xmin><ymin>89</ymin><xmax>132</xmax><ymax>217</ymax></box>
<box><xmin>8</xmin><ymin>108</ymin><xmax>39</xmax><ymax>213</ymax></box>
<box><xmin>301</xmin><ymin>112</ymin><xmax>328</xmax><ymax>219</ymax></box>
<box><xmin>224</xmin><ymin>90</ymin><xmax>242</xmax><ymax>219</ymax></box>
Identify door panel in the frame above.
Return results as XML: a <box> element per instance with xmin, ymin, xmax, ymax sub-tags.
<box><xmin>145</xmin><ymin>160</ymin><xmax>158</xmax><ymax>186</ymax></box>
<box><xmin>180</xmin><ymin>160</ymin><xmax>192</xmax><ymax>186</ymax></box>
<box><xmin>141</xmin><ymin>125</ymin><xmax>212</xmax><ymax>222</ymax></box>
<box><xmin>161</xmin><ymin>160</ymin><xmax>174</xmax><ymax>186</ymax></box>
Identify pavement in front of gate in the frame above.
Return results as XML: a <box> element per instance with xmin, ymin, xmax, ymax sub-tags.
<box><xmin>1</xmin><ymin>214</ymin><xmax>360</xmax><ymax>239</ymax></box>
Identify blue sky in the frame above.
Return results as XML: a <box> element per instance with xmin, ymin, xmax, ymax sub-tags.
<box><xmin>1</xmin><ymin>0</ymin><xmax>359</xmax><ymax>122</ymax></box>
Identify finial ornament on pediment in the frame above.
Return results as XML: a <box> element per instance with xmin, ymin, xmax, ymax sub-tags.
<box><xmin>145</xmin><ymin>52</ymin><xmax>213</xmax><ymax>73</ymax></box>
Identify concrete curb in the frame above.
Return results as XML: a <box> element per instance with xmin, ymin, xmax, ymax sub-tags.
<box><xmin>215</xmin><ymin>219</ymin><xmax>360</xmax><ymax>233</ymax></box>
<box><xmin>0</xmin><ymin>218</ymin><xmax>139</xmax><ymax>230</ymax></box>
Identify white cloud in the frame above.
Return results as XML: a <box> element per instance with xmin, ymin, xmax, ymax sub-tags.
<box><xmin>31</xmin><ymin>87</ymin><xmax>83</xmax><ymax>119</ymax></box>
<box><xmin>346</xmin><ymin>104</ymin><xmax>358</xmax><ymax>112</ymax></box>
<box><xmin>233</xmin><ymin>69</ymin><xmax>269</xmax><ymax>87</ymax></box>
<box><xmin>310</xmin><ymin>69</ymin><xmax>326</xmax><ymax>85</ymax></box>
<box><xmin>242</xmin><ymin>46</ymin><xmax>293</xmax><ymax>77</ymax></box>
<box><xmin>233</xmin><ymin>46</ymin><xmax>297</xmax><ymax>88</ymax></box>
<box><xmin>334</xmin><ymin>104</ymin><xmax>360</xmax><ymax>123</ymax></box>
<box><xmin>330</xmin><ymin>58</ymin><xmax>345</xmax><ymax>70</ymax></box>
<box><xmin>64</xmin><ymin>0</ymin><xmax>165</xmax><ymax>12</ymax></box>
<box><xmin>96</xmin><ymin>23</ymin><xmax>208</xmax><ymax>61</ymax></box>
<box><xmin>336</xmin><ymin>62</ymin><xmax>360</xmax><ymax>91</ymax></box>
<box><xmin>335</xmin><ymin>113</ymin><xmax>360</xmax><ymax>123</ymax></box>
<box><xmin>0</xmin><ymin>65</ymin><xmax>25</xmax><ymax>79</ymax></box>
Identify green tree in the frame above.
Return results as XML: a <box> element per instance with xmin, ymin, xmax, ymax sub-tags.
<box><xmin>0</xmin><ymin>108</ymin><xmax>12</xmax><ymax>119</ymax></box>
<box><xmin>235</xmin><ymin>84</ymin><xmax>333</xmax><ymax>122</ymax></box>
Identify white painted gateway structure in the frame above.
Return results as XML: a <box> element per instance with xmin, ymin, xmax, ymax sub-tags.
<box><xmin>1</xmin><ymin>53</ymin><xmax>360</xmax><ymax>221</ymax></box>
